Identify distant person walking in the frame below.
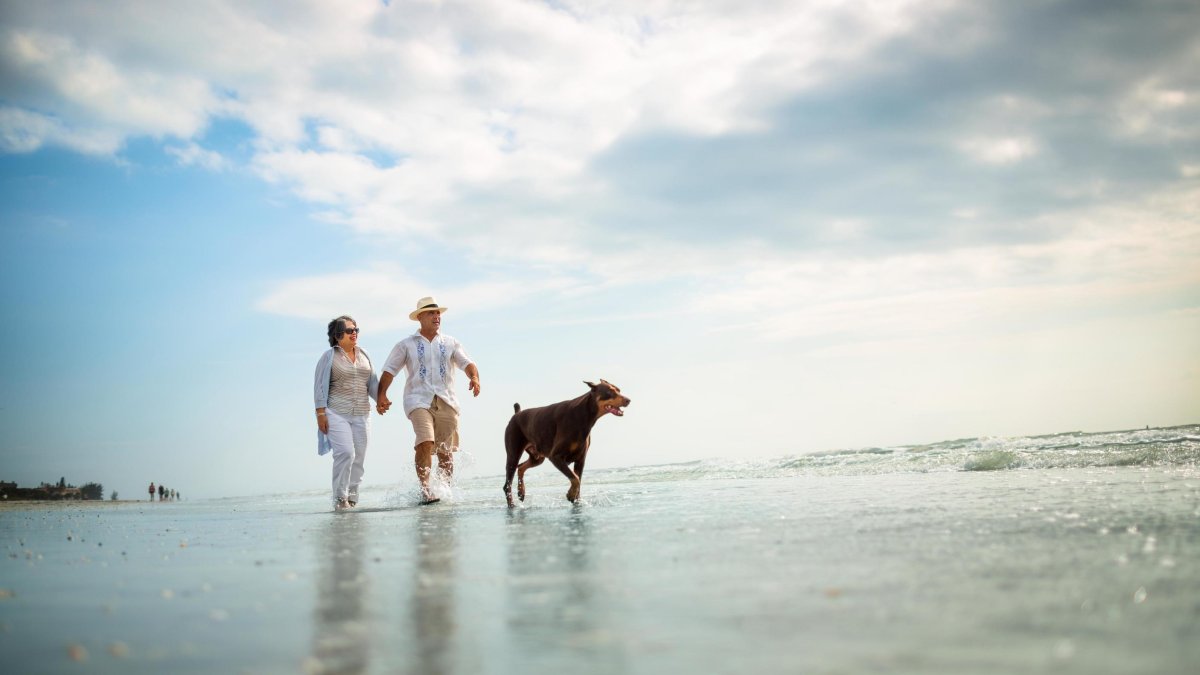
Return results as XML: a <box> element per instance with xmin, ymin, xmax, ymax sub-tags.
<box><xmin>315</xmin><ymin>315</ymin><xmax>379</xmax><ymax>511</ymax></box>
<box><xmin>377</xmin><ymin>296</ymin><xmax>481</xmax><ymax>504</ymax></box>
<box><xmin>148</xmin><ymin>482</ymin><xmax>155</xmax><ymax>501</ymax></box>
<box><xmin>158</xmin><ymin>485</ymin><xmax>165</xmax><ymax>501</ymax></box>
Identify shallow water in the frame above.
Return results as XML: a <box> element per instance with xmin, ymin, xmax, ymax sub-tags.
<box><xmin>2</xmin><ymin>461</ymin><xmax>1198</xmax><ymax>673</ymax></box>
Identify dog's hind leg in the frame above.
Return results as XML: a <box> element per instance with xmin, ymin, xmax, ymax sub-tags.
<box><xmin>503</xmin><ymin>454</ymin><xmax>519</xmax><ymax>507</ymax></box>
<box><xmin>502</xmin><ymin>421</ymin><xmax>525</xmax><ymax>507</ymax></box>
<box><xmin>516</xmin><ymin>449</ymin><xmax>543</xmax><ymax>502</ymax></box>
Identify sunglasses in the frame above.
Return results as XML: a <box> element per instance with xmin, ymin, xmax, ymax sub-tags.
<box><xmin>340</xmin><ymin>328</ymin><xmax>360</xmax><ymax>335</ymax></box>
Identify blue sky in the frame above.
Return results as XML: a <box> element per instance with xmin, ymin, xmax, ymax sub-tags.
<box><xmin>1</xmin><ymin>0</ymin><xmax>1197</xmax><ymax>499</ymax></box>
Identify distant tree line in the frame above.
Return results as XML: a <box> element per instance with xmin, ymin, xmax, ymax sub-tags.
<box><xmin>0</xmin><ymin>478</ymin><xmax>104</xmax><ymax>501</ymax></box>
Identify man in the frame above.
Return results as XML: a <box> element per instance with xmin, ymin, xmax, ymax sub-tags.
<box><xmin>377</xmin><ymin>296</ymin><xmax>481</xmax><ymax>503</ymax></box>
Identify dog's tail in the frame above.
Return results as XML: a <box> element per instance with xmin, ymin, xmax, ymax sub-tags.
<box><xmin>513</xmin><ymin>402</ymin><xmax>521</xmax><ymax>414</ymax></box>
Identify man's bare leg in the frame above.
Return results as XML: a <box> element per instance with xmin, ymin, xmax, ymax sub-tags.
<box><xmin>415</xmin><ymin>440</ymin><xmax>438</xmax><ymax>503</ymax></box>
<box><xmin>436</xmin><ymin>449</ymin><xmax>454</xmax><ymax>482</ymax></box>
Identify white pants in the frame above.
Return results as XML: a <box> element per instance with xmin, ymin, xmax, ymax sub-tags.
<box><xmin>326</xmin><ymin>408</ymin><xmax>369</xmax><ymax>501</ymax></box>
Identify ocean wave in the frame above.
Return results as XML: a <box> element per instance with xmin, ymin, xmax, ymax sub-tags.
<box><xmin>963</xmin><ymin>451</ymin><xmax>1022</xmax><ymax>472</ymax></box>
<box><xmin>583</xmin><ymin>423</ymin><xmax>1200</xmax><ymax>483</ymax></box>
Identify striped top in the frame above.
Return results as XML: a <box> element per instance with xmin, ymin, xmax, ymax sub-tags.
<box><xmin>328</xmin><ymin>348</ymin><xmax>372</xmax><ymax>416</ymax></box>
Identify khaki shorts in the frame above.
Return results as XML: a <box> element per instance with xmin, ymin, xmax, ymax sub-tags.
<box><xmin>408</xmin><ymin>396</ymin><xmax>460</xmax><ymax>453</ymax></box>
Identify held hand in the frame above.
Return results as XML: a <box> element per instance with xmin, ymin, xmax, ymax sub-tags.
<box><xmin>376</xmin><ymin>395</ymin><xmax>391</xmax><ymax>415</ymax></box>
<box><xmin>469</xmin><ymin>378</ymin><xmax>481</xmax><ymax>397</ymax></box>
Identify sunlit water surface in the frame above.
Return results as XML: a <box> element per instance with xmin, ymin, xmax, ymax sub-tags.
<box><xmin>2</xmin><ymin>425</ymin><xmax>1198</xmax><ymax>674</ymax></box>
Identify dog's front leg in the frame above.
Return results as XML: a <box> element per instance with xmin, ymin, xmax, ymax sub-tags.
<box><xmin>573</xmin><ymin>456</ymin><xmax>586</xmax><ymax>493</ymax></box>
<box><xmin>567</xmin><ymin>437</ymin><xmax>590</xmax><ymax>502</ymax></box>
<box><xmin>548</xmin><ymin>455</ymin><xmax>581</xmax><ymax>502</ymax></box>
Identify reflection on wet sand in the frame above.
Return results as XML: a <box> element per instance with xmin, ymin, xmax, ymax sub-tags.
<box><xmin>505</xmin><ymin>506</ymin><xmax>627</xmax><ymax>670</ymax></box>
<box><xmin>411</xmin><ymin>506</ymin><xmax>458</xmax><ymax>675</ymax></box>
<box><xmin>311</xmin><ymin>515</ymin><xmax>371</xmax><ymax>675</ymax></box>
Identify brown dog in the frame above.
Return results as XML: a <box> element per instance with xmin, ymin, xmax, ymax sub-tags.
<box><xmin>503</xmin><ymin>380</ymin><xmax>631</xmax><ymax>507</ymax></box>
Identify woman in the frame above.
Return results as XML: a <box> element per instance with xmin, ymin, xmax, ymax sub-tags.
<box><xmin>314</xmin><ymin>315</ymin><xmax>379</xmax><ymax>510</ymax></box>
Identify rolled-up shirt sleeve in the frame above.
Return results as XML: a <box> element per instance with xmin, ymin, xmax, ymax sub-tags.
<box><xmin>382</xmin><ymin>342</ymin><xmax>407</xmax><ymax>376</ymax></box>
<box><xmin>451</xmin><ymin>340</ymin><xmax>472</xmax><ymax>371</ymax></box>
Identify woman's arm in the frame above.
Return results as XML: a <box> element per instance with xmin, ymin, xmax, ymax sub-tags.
<box><xmin>314</xmin><ymin>350</ymin><xmax>333</xmax><ymax>431</ymax></box>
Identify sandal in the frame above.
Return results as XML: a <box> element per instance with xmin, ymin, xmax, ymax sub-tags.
<box><xmin>335</xmin><ymin>498</ymin><xmax>350</xmax><ymax>511</ymax></box>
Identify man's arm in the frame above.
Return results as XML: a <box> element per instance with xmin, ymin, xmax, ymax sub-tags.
<box><xmin>451</xmin><ymin>341</ymin><xmax>480</xmax><ymax>397</ymax></box>
<box><xmin>377</xmin><ymin>371</ymin><xmax>395</xmax><ymax>414</ymax></box>
<box><xmin>377</xmin><ymin>342</ymin><xmax>406</xmax><ymax>414</ymax></box>
<box><xmin>464</xmin><ymin>363</ymin><xmax>481</xmax><ymax>397</ymax></box>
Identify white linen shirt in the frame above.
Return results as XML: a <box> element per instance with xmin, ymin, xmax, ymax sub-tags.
<box><xmin>382</xmin><ymin>332</ymin><xmax>474</xmax><ymax>416</ymax></box>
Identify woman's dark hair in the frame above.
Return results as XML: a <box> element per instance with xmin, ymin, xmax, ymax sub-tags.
<box><xmin>327</xmin><ymin>315</ymin><xmax>357</xmax><ymax>347</ymax></box>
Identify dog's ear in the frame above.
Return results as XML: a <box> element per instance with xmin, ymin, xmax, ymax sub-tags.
<box><xmin>584</xmin><ymin>380</ymin><xmax>597</xmax><ymax>390</ymax></box>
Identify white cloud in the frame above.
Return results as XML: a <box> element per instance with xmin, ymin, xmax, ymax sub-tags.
<box><xmin>257</xmin><ymin>268</ymin><xmax>423</xmax><ymax>331</ymax></box>
<box><xmin>0</xmin><ymin>106</ymin><xmax>60</xmax><ymax>152</ymax></box>
<box><xmin>1118</xmin><ymin>78</ymin><xmax>1198</xmax><ymax>139</ymax></box>
<box><xmin>165</xmin><ymin>142</ymin><xmax>227</xmax><ymax>171</ymax></box>
<box><xmin>256</xmin><ymin>264</ymin><xmax>579</xmax><ymax>331</ymax></box>
<box><xmin>252</xmin><ymin>149</ymin><xmax>390</xmax><ymax>207</ymax></box>
<box><xmin>688</xmin><ymin>186</ymin><xmax>1200</xmax><ymax>348</ymax></box>
<box><xmin>1</xmin><ymin>29</ymin><xmax>216</xmax><ymax>153</ymax></box>
<box><xmin>0</xmin><ymin>105</ymin><xmax>125</xmax><ymax>154</ymax></box>
<box><xmin>958</xmin><ymin>136</ymin><xmax>1038</xmax><ymax>165</ymax></box>
<box><xmin>3</xmin><ymin>0</ymin><xmax>1197</xmax><ymax>342</ymax></box>
<box><xmin>1</xmin><ymin>1</ymin><xmax>946</xmax><ymax>246</ymax></box>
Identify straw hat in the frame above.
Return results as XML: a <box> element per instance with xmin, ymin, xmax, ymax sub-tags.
<box><xmin>409</xmin><ymin>296</ymin><xmax>449</xmax><ymax>321</ymax></box>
